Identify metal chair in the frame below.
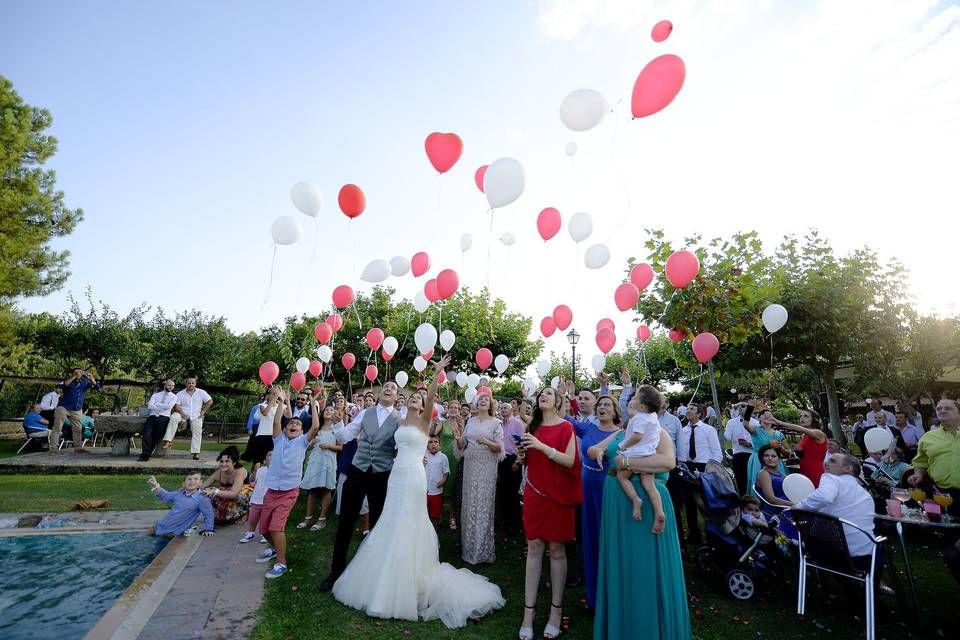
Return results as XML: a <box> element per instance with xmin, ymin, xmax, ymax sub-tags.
<box><xmin>792</xmin><ymin>508</ymin><xmax>885</xmax><ymax>640</ymax></box>
<box><xmin>16</xmin><ymin>430</ymin><xmax>51</xmax><ymax>454</ymax></box>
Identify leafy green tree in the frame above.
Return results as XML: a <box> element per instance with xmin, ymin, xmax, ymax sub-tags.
<box><xmin>132</xmin><ymin>308</ymin><xmax>239</xmax><ymax>384</ymax></box>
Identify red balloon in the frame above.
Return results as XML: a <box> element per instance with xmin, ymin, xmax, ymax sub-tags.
<box><xmin>596</xmin><ymin>327</ymin><xmax>616</xmax><ymax>354</ymax></box>
<box><xmin>308</xmin><ymin>360</ymin><xmax>323</xmax><ymax>377</ymax></box>
<box><xmin>383</xmin><ymin>351</ymin><xmax>394</xmax><ymax>362</ymax></box>
<box><xmin>332</xmin><ymin>285</ymin><xmax>354</xmax><ymax>308</ymax></box>
<box><xmin>341</xmin><ymin>352</ymin><xmax>356</xmax><ymax>370</ymax></box>
<box><xmin>424</xmin><ymin>132</ymin><xmax>463</xmax><ymax>174</ymax></box>
<box><xmin>474</xmin><ymin>165</ymin><xmax>488</xmax><ymax>193</ymax></box>
<box><xmin>668</xmin><ymin>329</ymin><xmax>686</xmax><ymax>342</ymax></box>
<box><xmin>438</xmin><ymin>371</ymin><xmax>447</xmax><ymax>385</ymax></box>
<box><xmin>692</xmin><ymin>332</ymin><xmax>720</xmax><ymax>364</ymax></box>
<box><xmin>651</xmin><ymin>19</ymin><xmax>673</xmax><ymax>42</ymax></box>
<box><xmin>436</xmin><ymin>268</ymin><xmax>460</xmax><ymax>299</ymax></box>
<box><xmin>477</xmin><ymin>385</ymin><xmax>492</xmax><ymax>397</ymax></box>
<box><xmin>553</xmin><ymin>304</ymin><xmax>573</xmax><ymax>331</ymax></box>
<box><xmin>411</xmin><ymin>251</ymin><xmax>431</xmax><ymax>278</ymax></box>
<box><xmin>475</xmin><ymin>348</ymin><xmax>493</xmax><ymax>370</ymax></box>
<box><xmin>432</xmin><ymin>405</ymin><xmax>440</xmax><ymax>419</ymax></box>
<box><xmin>422</xmin><ymin>349</ymin><xmax>434</xmax><ymax>360</ymax></box>
<box><xmin>596</xmin><ymin>318</ymin><xmax>615</xmax><ymax>332</ymax></box>
<box><xmin>314</xmin><ymin>322</ymin><xmax>333</xmax><ymax>345</ymax></box>
<box><xmin>258</xmin><ymin>361</ymin><xmax>280</xmax><ymax>386</ymax></box>
<box><xmin>631</xmin><ymin>54</ymin><xmax>686</xmax><ymax>119</ymax></box>
<box><xmin>365</xmin><ymin>328</ymin><xmax>385</xmax><ymax>351</ymax></box>
<box><xmin>536</xmin><ymin>207</ymin><xmax>562</xmax><ymax>241</ymax></box>
<box><xmin>614</xmin><ymin>282</ymin><xmax>640</xmax><ymax>311</ymax></box>
<box><xmin>364</xmin><ymin>364</ymin><xmax>378</xmax><ymax>382</ymax></box>
<box><xmin>540</xmin><ymin>316</ymin><xmax>557</xmax><ymax>338</ymax></box>
<box><xmin>630</xmin><ymin>263</ymin><xmax>655</xmax><ymax>291</ymax></box>
<box><xmin>424</xmin><ymin>278</ymin><xmax>441</xmax><ymax>303</ymax></box>
<box><xmin>665</xmin><ymin>250</ymin><xmax>700</xmax><ymax>288</ymax></box>
<box><xmin>290</xmin><ymin>372</ymin><xmax>307</xmax><ymax>391</ymax></box>
<box><xmin>338</xmin><ymin>184</ymin><xmax>366</xmax><ymax>219</ymax></box>
<box><xmin>326</xmin><ymin>313</ymin><xmax>343</xmax><ymax>333</ymax></box>
<box><xmin>636</xmin><ymin>325</ymin><xmax>651</xmax><ymax>343</ymax></box>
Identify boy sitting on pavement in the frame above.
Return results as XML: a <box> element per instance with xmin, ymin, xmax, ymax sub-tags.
<box><xmin>148</xmin><ymin>472</ymin><xmax>215</xmax><ymax>537</ymax></box>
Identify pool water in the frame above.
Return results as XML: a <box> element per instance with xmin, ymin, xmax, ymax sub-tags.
<box><xmin>0</xmin><ymin>531</ymin><xmax>168</xmax><ymax>640</ymax></box>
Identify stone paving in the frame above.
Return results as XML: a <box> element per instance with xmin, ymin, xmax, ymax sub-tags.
<box><xmin>0</xmin><ymin>446</ymin><xmax>220</xmax><ymax>475</ymax></box>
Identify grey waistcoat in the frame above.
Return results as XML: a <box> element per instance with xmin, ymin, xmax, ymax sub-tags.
<box><xmin>351</xmin><ymin>407</ymin><xmax>400</xmax><ymax>473</ymax></box>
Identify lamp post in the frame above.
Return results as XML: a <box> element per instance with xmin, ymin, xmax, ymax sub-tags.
<box><xmin>567</xmin><ymin>328</ymin><xmax>580</xmax><ymax>390</ymax></box>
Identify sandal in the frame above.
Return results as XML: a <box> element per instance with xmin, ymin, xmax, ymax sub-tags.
<box><xmin>310</xmin><ymin>517</ymin><xmax>327</xmax><ymax>531</ymax></box>
<box><xmin>296</xmin><ymin>517</ymin><xmax>314</xmax><ymax>529</ymax></box>
<box><xmin>449</xmin><ymin>519</ymin><xmax>457</xmax><ymax>531</ymax></box>
<box><xmin>544</xmin><ymin>603</ymin><xmax>563</xmax><ymax>639</ymax></box>
<box><xmin>518</xmin><ymin>604</ymin><xmax>535</xmax><ymax>640</ymax></box>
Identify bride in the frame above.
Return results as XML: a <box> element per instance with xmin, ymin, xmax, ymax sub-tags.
<box><xmin>332</xmin><ymin>355</ymin><xmax>505</xmax><ymax>628</ymax></box>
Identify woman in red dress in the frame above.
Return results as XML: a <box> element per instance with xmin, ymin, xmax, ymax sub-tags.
<box><xmin>775</xmin><ymin>409</ymin><xmax>829</xmax><ymax>487</ymax></box>
<box><xmin>516</xmin><ymin>387</ymin><xmax>582</xmax><ymax>640</ymax></box>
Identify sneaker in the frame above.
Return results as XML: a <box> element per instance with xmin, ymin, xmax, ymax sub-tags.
<box><xmin>256</xmin><ymin>548</ymin><xmax>277</xmax><ymax>563</ymax></box>
<box><xmin>239</xmin><ymin>532</ymin><xmax>255</xmax><ymax>543</ymax></box>
<box><xmin>259</xmin><ymin>535</ymin><xmax>268</xmax><ymax>544</ymax></box>
<box><xmin>265</xmin><ymin>563</ymin><xmax>288</xmax><ymax>579</ymax></box>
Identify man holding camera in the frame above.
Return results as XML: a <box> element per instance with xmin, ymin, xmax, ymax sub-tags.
<box><xmin>50</xmin><ymin>368</ymin><xmax>101</xmax><ymax>454</ymax></box>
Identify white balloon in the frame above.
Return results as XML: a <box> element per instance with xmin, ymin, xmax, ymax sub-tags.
<box><xmin>568</xmin><ymin>212</ymin><xmax>593</xmax><ymax>243</ymax></box>
<box><xmin>537</xmin><ymin>359</ymin><xmax>552</xmax><ymax>378</ymax></box>
<box><xmin>591</xmin><ymin>354</ymin><xmax>606</xmax><ymax>374</ymax></box>
<box><xmin>382</xmin><ymin>336</ymin><xmax>399</xmax><ymax>357</ymax></box>
<box><xmin>483</xmin><ymin>157</ymin><xmax>525</xmax><ymax>209</ymax></box>
<box><xmin>361</xmin><ymin>258</ymin><xmax>391</xmax><ymax>283</ymax></box>
<box><xmin>414</xmin><ymin>323</ymin><xmax>438</xmax><ymax>355</ymax></box>
<box><xmin>782</xmin><ymin>473</ymin><xmax>815</xmax><ymax>503</ymax></box>
<box><xmin>290</xmin><ymin>181</ymin><xmax>323</xmax><ymax>217</ymax></box>
<box><xmin>395</xmin><ymin>371</ymin><xmax>409</xmax><ymax>388</ymax></box>
<box><xmin>762</xmin><ymin>304</ymin><xmax>789</xmax><ymax>333</ymax></box>
<box><xmin>464</xmin><ymin>387</ymin><xmax>477</xmax><ymax>404</ymax></box>
<box><xmin>316</xmin><ymin>345</ymin><xmax>332</xmax><ymax>363</ymax></box>
<box><xmin>584</xmin><ymin>243</ymin><xmax>611</xmax><ymax>269</ymax></box>
<box><xmin>551</xmin><ymin>376</ymin><xmax>560</xmax><ymax>389</ymax></box>
<box><xmin>494</xmin><ymin>354</ymin><xmax>509</xmax><ymax>375</ymax></box>
<box><xmin>295</xmin><ymin>357</ymin><xmax>310</xmax><ymax>374</ymax></box>
<box><xmin>730</xmin><ymin>389</ymin><xmax>737</xmax><ymax>394</ymax></box>
<box><xmin>523</xmin><ymin>377</ymin><xmax>537</xmax><ymax>397</ymax></box>
<box><xmin>455</xmin><ymin>371</ymin><xmax>468</xmax><ymax>388</ymax></box>
<box><xmin>413</xmin><ymin>291</ymin><xmax>431</xmax><ymax>313</ymax></box>
<box><xmin>500</xmin><ymin>232</ymin><xmax>516</xmax><ymax>246</ymax></box>
<box><xmin>564</xmin><ymin>141</ymin><xmax>577</xmax><ymax>156</ymax></box>
<box><xmin>389</xmin><ymin>256</ymin><xmax>411</xmax><ymax>277</ymax></box>
<box><xmin>460</xmin><ymin>233</ymin><xmax>473</xmax><ymax>253</ymax></box>
<box><xmin>439</xmin><ymin>330</ymin><xmax>456</xmax><ymax>351</ymax></box>
<box><xmin>413</xmin><ymin>356</ymin><xmax>428</xmax><ymax>372</ymax></box>
<box><xmin>271</xmin><ymin>216</ymin><xmax>303</xmax><ymax>245</ymax></box>
<box><xmin>467</xmin><ymin>373</ymin><xmax>480</xmax><ymax>388</ymax></box>
<box><xmin>559</xmin><ymin>88</ymin><xmax>609</xmax><ymax>132</ymax></box>
<box><xmin>864</xmin><ymin>427</ymin><xmax>894</xmax><ymax>453</ymax></box>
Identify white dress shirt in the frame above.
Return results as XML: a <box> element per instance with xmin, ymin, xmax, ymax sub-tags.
<box><xmin>148</xmin><ymin>391</ymin><xmax>179</xmax><ymax>417</ymax></box>
<box><xmin>865</xmin><ymin>409</ymin><xmax>896</xmax><ymax>427</ymax></box>
<box><xmin>425</xmin><ymin>450</ymin><xmax>450</xmax><ymax>495</ymax></box>
<box><xmin>795</xmin><ymin>473</ymin><xmax>876</xmax><ymax>557</ymax></box>
<box><xmin>658</xmin><ymin>411</ymin><xmax>682</xmax><ymax>447</ymax></box>
<box><xmin>724</xmin><ymin>417</ymin><xmax>758</xmax><ymax>455</ymax></box>
<box><xmin>334</xmin><ymin>405</ymin><xmax>396</xmax><ymax>444</ymax></box>
<box><xmin>900</xmin><ymin>423</ymin><xmax>924</xmax><ymax>447</ymax></box>
<box><xmin>677</xmin><ymin>420</ymin><xmax>723</xmax><ymax>464</ymax></box>
<box><xmin>40</xmin><ymin>391</ymin><xmax>61</xmax><ymax>411</ymax></box>
<box><xmin>176</xmin><ymin>388</ymin><xmax>212</xmax><ymax>419</ymax></box>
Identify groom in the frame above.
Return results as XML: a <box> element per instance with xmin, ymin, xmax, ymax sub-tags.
<box><xmin>320</xmin><ymin>381</ymin><xmax>401</xmax><ymax>592</ymax></box>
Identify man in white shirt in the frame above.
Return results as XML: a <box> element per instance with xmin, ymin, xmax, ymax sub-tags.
<box><xmin>40</xmin><ymin>388</ymin><xmax>62</xmax><ymax>423</ymax></box>
<box><xmin>140</xmin><ymin>379</ymin><xmax>179</xmax><ymax>461</ymax></box>
<box><xmin>675</xmin><ymin>404</ymin><xmax>722</xmax><ymax>546</ymax></box>
<box><xmin>795</xmin><ymin>453</ymin><xmax>879</xmax><ymax>575</ymax></box>
<box><xmin>162</xmin><ymin>377</ymin><xmax>213</xmax><ymax>459</ymax></box>
<box><xmin>724</xmin><ymin>403</ymin><xmax>758</xmax><ymax>495</ymax></box>
<box><xmin>865</xmin><ymin>399</ymin><xmax>896</xmax><ymax>428</ymax></box>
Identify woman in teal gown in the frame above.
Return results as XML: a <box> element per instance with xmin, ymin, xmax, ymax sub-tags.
<box><xmin>591</xmin><ymin>430</ymin><xmax>691</xmax><ymax>640</ymax></box>
<box><xmin>746</xmin><ymin>409</ymin><xmax>788</xmax><ymax>499</ymax></box>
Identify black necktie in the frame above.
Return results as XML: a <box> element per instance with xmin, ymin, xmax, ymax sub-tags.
<box><xmin>689</xmin><ymin>422</ymin><xmax>698</xmax><ymax>461</ymax></box>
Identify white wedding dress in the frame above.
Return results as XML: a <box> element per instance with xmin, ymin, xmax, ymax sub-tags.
<box><xmin>332</xmin><ymin>426</ymin><xmax>505</xmax><ymax>628</ymax></box>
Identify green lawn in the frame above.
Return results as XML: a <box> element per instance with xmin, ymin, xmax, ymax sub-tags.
<box><xmin>0</xmin><ymin>473</ymin><xmax>185</xmax><ymax>512</ymax></box>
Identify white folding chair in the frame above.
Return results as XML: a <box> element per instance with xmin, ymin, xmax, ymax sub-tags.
<box><xmin>17</xmin><ymin>431</ymin><xmax>51</xmax><ymax>454</ymax></box>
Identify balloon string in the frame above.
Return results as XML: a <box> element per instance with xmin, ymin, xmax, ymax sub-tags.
<box><xmin>486</xmin><ymin>208</ymin><xmax>495</xmax><ymax>290</ymax></box>
<box><xmin>688</xmin><ymin>363</ymin><xmax>705</xmax><ymax>407</ymax></box>
<box><xmin>351</xmin><ymin>301</ymin><xmax>363</xmax><ymax>331</ymax></box>
<box><xmin>604</xmin><ymin>100</ymin><xmax>632</xmax><ymax>244</ymax></box>
<box><xmin>397</xmin><ymin>305</ymin><xmax>415</xmax><ymax>355</ymax></box>
<box><xmin>308</xmin><ymin>217</ymin><xmax>320</xmax><ymax>265</ymax></box>
<box><xmin>262</xmin><ymin>244</ymin><xmax>277</xmax><ymax>308</ymax></box>
<box><xmin>640</xmin><ymin>346</ymin><xmax>649</xmax><ymax>383</ymax></box>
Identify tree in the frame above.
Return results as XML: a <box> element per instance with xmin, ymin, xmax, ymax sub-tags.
<box><xmin>0</xmin><ymin>75</ymin><xmax>83</xmax><ymax>303</ymax></box>
<box><xmin>133</xmin><ymin>308</ymin><xmax>240</xmax><ymax>383</ymax></box>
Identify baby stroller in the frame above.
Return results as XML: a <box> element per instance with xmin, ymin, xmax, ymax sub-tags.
<box><xmin>681</xmin><ymin>461</ymin><xmax>788</xmax><ymax>600</ymax></box>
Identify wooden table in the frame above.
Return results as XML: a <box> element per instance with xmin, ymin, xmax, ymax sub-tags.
<box><xmin>93</xmin><ymin>415</ymin><xmax>147</xmax><ymax>456</ymax></box>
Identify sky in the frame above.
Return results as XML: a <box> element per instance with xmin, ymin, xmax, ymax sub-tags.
<box><xmin>3</xmin><ymin>0</ymin><xmax>959</xmax><ymax>365</ymax></box>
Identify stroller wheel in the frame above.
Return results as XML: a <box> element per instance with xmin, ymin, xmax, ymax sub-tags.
<box><xmin>693</xmin><ymin>546</ymin><xmax>713</xmax><ymax>573</ymax></box>
<box><xmin>725</xmin><ymin>569</ymin><xmax>755</xmax><ymax>601</ymax></box>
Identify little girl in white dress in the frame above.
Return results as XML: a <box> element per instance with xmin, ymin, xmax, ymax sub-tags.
<box><xmin>615</xmin><ymin>384</ymin><xmax>666</xmax><ymax>533</ymax></box>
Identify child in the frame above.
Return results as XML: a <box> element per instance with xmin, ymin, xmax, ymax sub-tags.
<box><xmin>740</xmin><ymin>495</ymin><xmax>775</xmax><ymax>545</ymax></box>
<box><xmin>615</xmin><ymin>384</ymin><xmax>666</xmax><ymax>533</ymax></box>
<box><xmin>240</xmin><ymin>450</ymin><xmax>272</xmax><ymax>543</ymax></box>
<box><xmin>255</xmin><ymin>388</ymin><xmax>320</xmax><ymax>579</ymax></box>
<box><xmin>148</xmin><ymin>472</ymin><xmax>215</xmax><ymax>537</ymax></box>
<box><xmin>424</xmin><ymin>435</ymin><xmax>450</xmax><ymax>531</ymax></box>
<box><xmin>297</xmin><ymin>404</ymin><xmax>342</xmax><ymax>530</ymax></box>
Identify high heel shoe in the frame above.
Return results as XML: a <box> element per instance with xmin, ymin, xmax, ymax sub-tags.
<box><xmin>518</xmin><ymin>604</ymin><xmax>535</xmax><ymax>640</ymax></box>
<box><xmin>544</xmin><ymin>602</ymin><xmax>563</xmax><ymax>638</ymax></box>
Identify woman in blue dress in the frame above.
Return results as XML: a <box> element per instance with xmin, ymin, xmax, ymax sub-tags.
<box><xmin>754</xmin><ymin>444</ymin><xmax>797</xmax><ymax>540</ymax></box>
<box><xmin>589</xmin><ymin>427</ymin><xmax>691</xmax><ymax>640</ymax></box>
<box><xmin>565</xmin><ymin>396</ymin><xmax>622</xmax><ymax>609</ymax></box>
<box><xmin>746</xmin><ymin>409</ymin><xmax>788</xmax><ymax>498</ymax></box>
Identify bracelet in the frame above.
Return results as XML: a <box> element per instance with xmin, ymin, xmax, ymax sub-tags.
<box><xmin>547</xmin><ymin>448</ymin><xmax>558</xmax><ymax>460</ymax></box>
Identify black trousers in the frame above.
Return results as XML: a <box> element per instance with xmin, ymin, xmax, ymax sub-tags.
<box><xmin>330</xmin><ymin>466</ymin><xmax>390</xmax><ymax>577</ymax></box>
<box><xmin>732</xmin><ymin>452</ymin><xmax>751</xmax><ymax>497</ymax></box>
<box><xmin>497</xmin><ymin>455</ymin><xmax>522</xmax><ymax>535</ymax></box>
<box><xmin>140</xmin><ymin>415</ymin><xmax>170</xmax><ymax>459</ymax></box>
<box><xmin>677</xmin><ymin>462</ymin><xmax>705</xmax><ymax>547</ymax></box>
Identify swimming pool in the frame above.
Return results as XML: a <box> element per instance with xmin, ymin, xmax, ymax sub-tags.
<box><xmin>0</xmin><ymin>531</ymin><xmax>168</xmax><ymax>640</ymax></box>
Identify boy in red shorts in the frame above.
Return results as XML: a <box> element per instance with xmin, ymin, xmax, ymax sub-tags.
<box><xmin>424</xmin><ymin>435</ymin><xmax>450</xmax><ymax>531</ymax></box>
<box><xmin>256</xmin><ymin>388</ymin><xmax>320</xmax><ymax>578</ymax></box>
